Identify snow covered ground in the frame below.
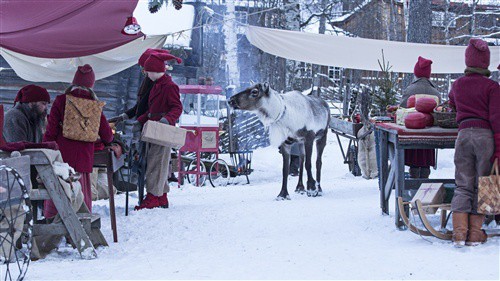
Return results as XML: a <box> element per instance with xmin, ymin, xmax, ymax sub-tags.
<box><xmin>25</xmin><ymin>132</ymin><xmax>499</xmax><ymax>280</ymax></box>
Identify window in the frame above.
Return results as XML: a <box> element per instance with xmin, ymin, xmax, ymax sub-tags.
<box><xmin>234</xmin><ymin>11</ymin><xmax>248</xmax><ymax>25</ymax></box>
<box><xmin>328</xmin><ymin>66</ymin><xmax>342</xmax><ymax>83</ymax></box>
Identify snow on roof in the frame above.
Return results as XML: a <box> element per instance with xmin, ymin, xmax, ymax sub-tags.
<box><xmin>133</xmin><ymin>0</ymin><xmax>194</xmax><ymax>47</ymax></box>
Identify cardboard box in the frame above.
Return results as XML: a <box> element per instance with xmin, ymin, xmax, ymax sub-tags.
<box><xmin>141</xmin><ymin>121</ymin><xmax>187</xmax><ymax>149</ymax></box>
<box><xmin>395</xmin><ymin>108</ymin><xmax>416</xmax><ymax>126</ymax></box>
<box><xmin>411</xmin><ymin>183</ymin><xmax>445</xmax><ymax>214</ymax></box>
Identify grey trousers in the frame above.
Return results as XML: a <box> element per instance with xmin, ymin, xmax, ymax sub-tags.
<box><xmin>146</xmin><ymin>143</ymin><xmax>172</xmax><ymax>196</ymax></box>
<box><xmin>451</xmin><ymin>128</ymin><xmax>494</xmax><ymax>214</ymax></box>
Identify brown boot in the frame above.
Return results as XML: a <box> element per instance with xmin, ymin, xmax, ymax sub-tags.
<box><xmin>452</xmin><ymin>212</ymin><xmax>468</xmax><ymax>247</ymax></box>
<box><xmin>466</xmin><ymin>214</ymin><xmax>487</xmax><ymax>246</ymax></box>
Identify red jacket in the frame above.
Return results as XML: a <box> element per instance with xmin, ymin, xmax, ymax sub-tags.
<box><xmin>43</xmin><ymin>88</ymin><xmax>113</xmax><ymax>173</ymax></box>
<box><xmin>137</xmin><ymin>75</ymin><xmax>182</xmax><ymax>126</ymax></box>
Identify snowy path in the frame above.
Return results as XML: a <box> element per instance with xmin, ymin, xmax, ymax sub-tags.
<box><xmin>27</xmin><ymin>133</ymin><xmax>499</xmax><ymax>280</ymax></box>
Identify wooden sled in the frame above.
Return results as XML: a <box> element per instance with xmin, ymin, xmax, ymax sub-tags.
<box><xmin>397</xmin><ymin>197</ymin><xmax>433</xmax><ymax>237</ymax></box>
<box><xmin>399</xmin><ymin>197</ymin><xmax>500</xmax><ymax>240</ymax></box>
<box><xmin>414</xmin><ymin>199</ymin><xmax>453</xmax><ymax>240</ymax></box>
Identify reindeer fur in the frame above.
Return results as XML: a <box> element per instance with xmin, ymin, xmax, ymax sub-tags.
<box><xmin>228</xmin><ymin>83</ymin><xmax>330</xmax><ymax>200</ymax></box>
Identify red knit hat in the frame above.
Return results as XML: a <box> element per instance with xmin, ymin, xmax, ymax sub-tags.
<box><xmin>413</xmin><ymin>56</ymin><xmax>432</xmax><ymax>78</ymax></box>
<box><xmin>72</xmin><ymin>64</ymin><xmax>95</xmax><ymax>88</ymax></box>
<box><xmin>144</xmin><ymin>53</ymin><xmax>182</xmax><ymax>73</ymax></box>
<box><xmin>14</xmin><ymin>85</ymin><xmax>50</xmax><ymax>105</ymax></box>
<box><xmin>465</xmin><ymin>38</ymin><xmax>490</xmax><ymax>69</ymax></box>
<box><xmin>138</xmin><ymin>49</ymin><xmax>171</xmax><ymax>67</ymax></box>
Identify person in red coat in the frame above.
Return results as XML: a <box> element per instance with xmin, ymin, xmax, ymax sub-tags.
<box><xmin>134</xmin><ymin>52</ymin><xmax>183</xmax><ymax>210</ymax></box>
<box><xmin>43</xmin><ymin>64</ymin><xmax>114</xmax><ymax>218</ymax></box>
<box><xmin>448</xmin><ymin>38</ymin><xmax>500</xmax><ymax>247</ymax></box>
<box><xmin>400</xmin><ymin>56</ymin><xmax>441</xmax><ymax>178</ymax></box>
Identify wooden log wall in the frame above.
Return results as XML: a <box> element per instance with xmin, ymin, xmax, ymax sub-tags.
<box><xmin>0</xmin><ymin>56</ymin><xmax>141</xmax><ymax>118</ymax></box>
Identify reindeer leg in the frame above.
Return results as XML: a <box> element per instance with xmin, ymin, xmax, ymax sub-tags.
<box><xmin>304</xmin><ymin>134</ymin><xmax>317</xmax><ymax>197</ymax></box>
<box><xmin>315</xmin><ymin>132</ymin><xmax>327</xmax><ymax>197</ymax></box>
<box><xmin>295</xmin><ymin>143</ymin><xmax>305</xmax><ymax>194</ymax></box>
<box><xmin>277</xmin><ymin>144</ymin><xmax>291</xmax><ymax>200</ymax></box>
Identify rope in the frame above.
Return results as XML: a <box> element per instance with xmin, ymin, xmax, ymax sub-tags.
<box><xmin>154</xmin><ymin>2</ymin><xmax>299</xmax><ymax>42</ymax></box>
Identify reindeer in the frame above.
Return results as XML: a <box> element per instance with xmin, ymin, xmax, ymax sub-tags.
<box><xmin>228</xmin><ymin>83</ymin><xmax>330</xmax><ymax>200</ymax></box>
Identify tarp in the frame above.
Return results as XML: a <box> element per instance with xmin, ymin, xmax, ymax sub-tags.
<box><xmin>246</xmin><ymin>26</ymin><xmax>500</xmax><ymax>74</ymax></box>
<box><xmin>0</xmin><ymin>0</ymin><xmax>141</xmax><ymax>58</ymax></box>
<box><xmin>0</xmin><ymin>35</ymin><xmax>167</xmax><ymax>82</ymax></box>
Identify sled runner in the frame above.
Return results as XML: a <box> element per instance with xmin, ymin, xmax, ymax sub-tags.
<box><xmin>398</xmin><ymin>197</ymin><xmax>453</xmax><ymax>240</ymax></box>
<box><xmin>398</xmin><ymin>197</ymin><xmax>500</xmax><ymax>240</ymax></box>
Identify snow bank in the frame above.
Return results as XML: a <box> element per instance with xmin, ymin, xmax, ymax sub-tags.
<box><xmin>25</xmin><ymin>131</ymin><xmax>499</xmax><ymax>280</ymax></box>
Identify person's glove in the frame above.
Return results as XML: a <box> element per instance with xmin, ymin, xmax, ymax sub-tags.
<box><xmin>108</xmin><ymin>113</ymin><xmax>128</xmax><ymax>123</ymax></box>
<box><xmin>109</xmin><ymin>143</ymin><xmax>123</xmax><ymax>158</ymax></box>
<box><xmin>159</xmin><ymin>117</ymin><xmax>170</xmax><ymax>125</ymax></box>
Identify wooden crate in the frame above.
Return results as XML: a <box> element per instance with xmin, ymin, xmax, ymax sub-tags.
<box><xmin>329</xmin><ymin>118</ymin><xmax>363</xmax><ymax>137</ymax></box>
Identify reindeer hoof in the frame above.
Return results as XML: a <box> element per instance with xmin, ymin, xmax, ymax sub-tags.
<box><xmin>307</xmin><ymin>189</ymin><xmax>318</xmax><ymax>197</ymax></box>
<box><xmin>275</xmin><ymin>195</ymin><xmax>290</xmax><ymax>201</ymax></box>
<box><xmin>317</xmin><ymin>191</ymin><xmax>323</xmax><ymax>197</ymax></box>
<box><xmin>295</xmin><ymin>186</ymin><xmax>305</xmax><ymax>194</ymax></box>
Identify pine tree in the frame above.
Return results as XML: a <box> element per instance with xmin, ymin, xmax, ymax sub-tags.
<box><xmin>372</xmin><ymin>51</ymin><xmax>398</xmax><ymax>116</ymax></box>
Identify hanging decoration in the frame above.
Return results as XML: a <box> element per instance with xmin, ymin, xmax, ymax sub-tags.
<box><xmin>122</xmin><ymin>16</ymin><xmax>142</xmax><ymax>35</ymax></box>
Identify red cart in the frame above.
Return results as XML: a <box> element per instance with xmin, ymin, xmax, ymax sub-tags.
<box><xmin>177</xmin><ymin>85</ymin><xmax>230</xmax><ymax>187</ymax></box>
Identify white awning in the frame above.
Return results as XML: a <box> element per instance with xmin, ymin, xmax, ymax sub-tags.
<box><xmin>246</xmin><ymin>25</ymin><xmax>500</xmax><ymax>74</ymax></box>
<box><xmin>0</xmin><ymin>35</ymin><xmax>167</xmax><ymax>82</ymax></box>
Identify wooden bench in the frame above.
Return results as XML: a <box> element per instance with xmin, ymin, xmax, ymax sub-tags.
<box><xmin>0</xmin><ymin>150</ymin><xmax>108</xmax><ymax>258</ymax></box>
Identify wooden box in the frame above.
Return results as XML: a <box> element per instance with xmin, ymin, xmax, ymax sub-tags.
<box><xmin>411</xmin><ymin>183</ymin><xmax>444</xmax><ymax>214</ymax></box>
<box><xmin>141</xmin><ymin>121</ymin><xmax>187</xmax><ymax>149</ymax></box>
<box><xmin>329</xmin><ymin>118</ymin><xmax>363</xmax><ymax>137</ymax></box>
<box><xmin>395</xmin><ymin>108</ymin><xmax>417</xmax><ymax>126</ymax></box>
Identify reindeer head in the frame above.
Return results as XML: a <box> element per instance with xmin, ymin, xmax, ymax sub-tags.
<box><xmin>228</xmin><ymin>83</ymin><xmax>270</xmax><ymax>111</ymax></box>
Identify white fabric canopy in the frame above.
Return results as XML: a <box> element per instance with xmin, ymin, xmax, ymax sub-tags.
<box><xmin>246</xmin><ymin>26</ymin><xmax>500</xmax><ymax>74</ymax></box>
<box><xmin>0</xmin><ymin>35</ymin><xmax>167</xmax><ymax>82</ymax></box>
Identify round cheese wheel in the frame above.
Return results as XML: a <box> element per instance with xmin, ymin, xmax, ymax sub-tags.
<box><xmin>407</xmin><ymin>95</ymin><xmax>416</xmax><ymax>108</ymax></box>
<box><xmin>405</xmin><ymin>112</ymin><xmax>427</xmax><ymax>129</ymax></box>
<box><xmin>422</xmin><ymin>113</ymin><xmax>434</xmax><ymax>127</ymax></box>
<box><xmin>416</xmin><ymin>97</ymin><xmax>437</xmax><ymax>113</ymax></box>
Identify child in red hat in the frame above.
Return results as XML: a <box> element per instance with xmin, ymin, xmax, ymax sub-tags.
<box><xmin>133</xmin><ymin>53</ymin><xmax>183</xmax><ymax>210</ymax></box>
<box><xmin>448</xmin><ymin>38</ymin><xmax>500</xmax><ymax>247</ymax></box>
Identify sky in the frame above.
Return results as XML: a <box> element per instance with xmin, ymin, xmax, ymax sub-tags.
<box><xmin>133</xmin><ymin>0</ymin><xmax>195</xmax><ymax>47</ymax></box>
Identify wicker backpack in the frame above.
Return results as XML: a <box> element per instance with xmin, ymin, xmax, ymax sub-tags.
<box><xmin>62</xmin><ymin>94</ymin><xmax>105</xmax><ymax>142</ymax></box>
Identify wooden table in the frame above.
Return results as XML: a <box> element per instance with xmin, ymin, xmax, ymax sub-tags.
<box><xmin>0</xmin><ymin>150</ymin><xmax>106</xmax><ymax>258</ymax></box>
<box><xmin>93</xmin><ymin>149</ymin><xmax>124</xmax><ymax>243</ymax></box>
<box><xmin>375</xmin><ymin>123</ymin><xmax>458</xmax><ymax>229</ymax></box>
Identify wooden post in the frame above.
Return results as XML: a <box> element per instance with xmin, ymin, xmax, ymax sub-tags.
<box><xmin>378</xmin><ymin>130</ymin><xmax>389</xmax><ymax>214</ymax></box>
<box><xmin>394</xmin><ymin>144</ymin><xmax>406</xmax><ymax>229</ymax></box>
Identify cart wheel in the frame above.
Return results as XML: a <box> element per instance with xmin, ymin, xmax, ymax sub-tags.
<box><xmin>209</xmin><ymin>160</ymin><xmax>230</xmax><ymax>187</ymax></box>
<box><xmin>0</xmin><ymin>165</ymin><xmax>33</xmax><ymax>281</ymax></box>
<box><xmin>347</xmin><ymin>145</ymin><xmax>361</xmax><ymax>177</ymax></box>
<box><xmin>186</xmin><ymin>160</ymin><xmax>207</xmax><ymax>186</ymax></box>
